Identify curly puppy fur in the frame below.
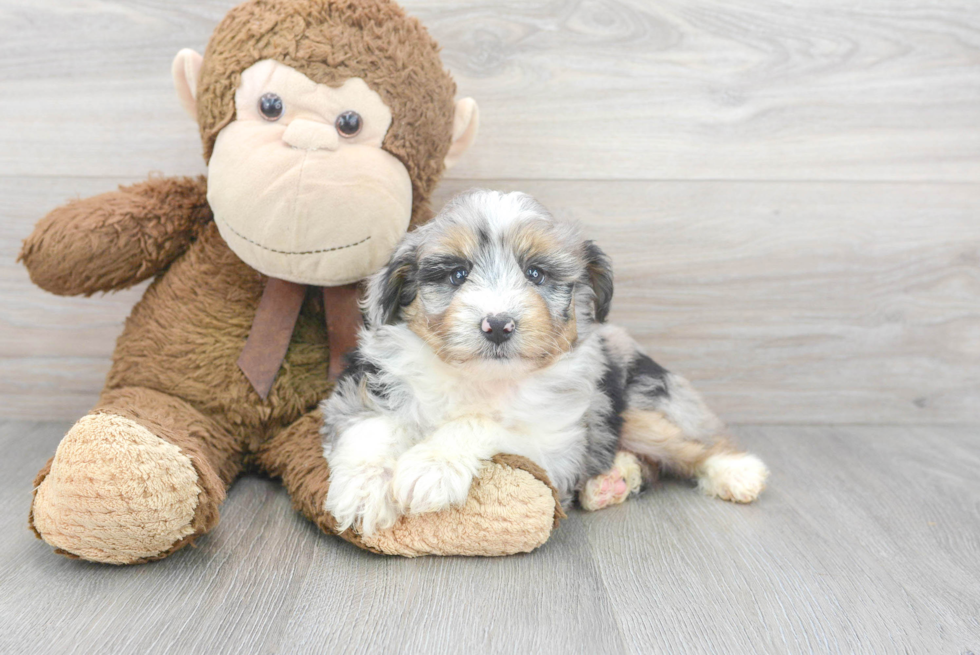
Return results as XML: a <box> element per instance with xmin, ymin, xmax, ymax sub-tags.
<box><xmin>321</xmin><ymin>190</ymin><xmax>769</xmax><ymax>536</ymax></box>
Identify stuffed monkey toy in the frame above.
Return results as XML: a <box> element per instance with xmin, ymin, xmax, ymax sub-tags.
<box><xmin>19</xmin><ymin>0</ymin><xmax>567</xmax><ymax>564</ymax></box>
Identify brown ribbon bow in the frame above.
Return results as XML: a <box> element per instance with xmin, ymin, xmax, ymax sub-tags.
<box><xmin>237</xmin><ymin>278</ymin><xmax>362</xmax><ymax>400</ymax></box>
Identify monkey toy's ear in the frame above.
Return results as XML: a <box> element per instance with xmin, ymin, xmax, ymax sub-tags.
<box><xmin>444</xmin><ymin>98</ymin><xmax>480</xmax><ymax>169</ymax></box>
<box><xmin>172</xmin><ymin>49</ymin><xmax>204</xmax><ymax>120</ymax></box>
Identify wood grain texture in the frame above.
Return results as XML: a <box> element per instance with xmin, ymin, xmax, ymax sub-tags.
<box><xmin>0</xmin><ymin>0</ymin><xmax>977</xmax><ymax>181</ymax></box>
<box><xmin>584</xmin><ymin>425</ymin><xmax>980</xmax><ymax>653</ymax></box>
<box><xmin>2</xmin><ymin>420</ymin><xmax>978</xmax><ymax>654</ymax></box>
<box><xmin>3</xmin><ymin>177</ymin><xmax>977</xmax><ymax>423</ymax></box>
<box><xmin>0</xmin><ymin>2</ymin><xmax>978</xmax><ymax>421</ymax></box>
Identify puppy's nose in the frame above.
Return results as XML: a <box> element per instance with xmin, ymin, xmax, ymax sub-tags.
<box><xmin>481</xmin><ymin>314</ymin><xmax>516</xmax><ymax>345</ymax></box>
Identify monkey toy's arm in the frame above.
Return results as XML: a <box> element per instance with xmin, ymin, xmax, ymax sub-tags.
<box><xmin>19</xmin><ymin>175</ymin><xmax>211</xmax><ymax>296</ymax></box>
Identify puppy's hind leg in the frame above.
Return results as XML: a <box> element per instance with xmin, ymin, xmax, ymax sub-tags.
<box><xmin>620</xmin><ymin>372</ymin><xmax>768</xmax><ymax>503</ymax></box>
<box><xmin>620</xmin><ymin>409</ymin><xmax>766</xmax><ymax>503</ymax></box>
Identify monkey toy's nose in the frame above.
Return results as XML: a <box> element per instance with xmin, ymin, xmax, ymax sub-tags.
<box><xmin>481</xmin><ymin>314</ymin><xmax>516</xmax><ymax>345</ymax></box>
<box><xmin>281</xmin><ymin>118</ymin><xmax>340</xmax><ymax>151</ymax></box>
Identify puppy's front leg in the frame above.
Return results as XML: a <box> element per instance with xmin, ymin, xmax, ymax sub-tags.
<box><xmin>324</xmin><ymin>416</ymin><xmax>411</xmax><ymax>536</ymax></box>
<box><xmin>392</xmin><ymin>417</ymin><xmax>506</xmax><ymax>515</ymax></box>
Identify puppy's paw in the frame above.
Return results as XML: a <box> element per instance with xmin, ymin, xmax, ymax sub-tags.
<box><xmin>392</xmin><ymin>447</ymin><xmax>480</xmax><ymax>515</ymax></box>
<box><xmin>580</xmin><ymin>451</ymin><xmax>643</xmax><ymax>511</ymax></box>
<box><xmin>324</xmin><ymin>462</ymin><xmax>399</xmax><ymax>536</ymax></box>
<box><xmin>697</xmin><ymin>453</ymin><xmax>769</xmax><ymax>503</ymax></box>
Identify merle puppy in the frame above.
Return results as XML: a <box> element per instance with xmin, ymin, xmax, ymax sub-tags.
<box><xmin>321</xmin><ymin>189</ymin><xmax>768</xmax><ymax>535</ymax></box>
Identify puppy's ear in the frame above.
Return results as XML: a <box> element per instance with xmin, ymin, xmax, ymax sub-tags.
<box><xmin>364</xmin><ymin>243</ymin><xmax>418</xmax><ymax>327</ymax></box>
<box><xmin>583</xmin><ymin>241</ymin><xmax>614</xmax><ymax>323</ymax></box>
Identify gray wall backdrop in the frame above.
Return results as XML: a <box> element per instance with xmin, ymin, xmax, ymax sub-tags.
<box><xmin>1</xmin><ymin>0</ymin><xmax>978</xmax><ymax>424</ymax></box>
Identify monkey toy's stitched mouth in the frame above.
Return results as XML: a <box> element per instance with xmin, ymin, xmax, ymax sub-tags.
<box><xmin>214</xmin><ymin>215</ymin><xmax>372</xmax><ymax>255</ymax></box>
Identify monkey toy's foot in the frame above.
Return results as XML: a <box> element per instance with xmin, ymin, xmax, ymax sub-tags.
<box><xmin>579</xmin><ymin>451</ymin><xmax>644</xmax><ymax>512</ymax></box>
<box><xmin>31</xmin><ymin>413</ymin><xmax>204</xmax><ymax>564</ymax></box>
<box><xmin>345</xmin><ymin>454</ymin><xmax>564</xmax><ymax>557</ymax></box>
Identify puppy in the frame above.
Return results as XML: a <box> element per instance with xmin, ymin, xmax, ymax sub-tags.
<box><xmin>321</xmin><ymin>189</ymin><xmax>768</xmax><ymax>536</ymax></box>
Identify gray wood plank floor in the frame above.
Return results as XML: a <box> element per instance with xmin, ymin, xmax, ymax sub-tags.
<box><xmin>2</xmin><ymin>420</ymin><xmax>977</xmax><ymax>654</ymax></box>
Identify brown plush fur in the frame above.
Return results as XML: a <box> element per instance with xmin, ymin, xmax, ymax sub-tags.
<box><xmin>18</xmin><ymin>176</ymin><xmax>211</xmax><ymax>296</ymax></box>
<box><xmin>20</xmin><ymin>0</ymin><xmax>560</xmax><ymax>564</ymax></box>
<box><xmin>197</xmin><ymin>0</ymin><xmax>456</xmax><ymax>226</ymax></box>
<box><xmin>21</xmin><ymin>178</ymin><xmax>336</xmax><ymax>557</ymax></box>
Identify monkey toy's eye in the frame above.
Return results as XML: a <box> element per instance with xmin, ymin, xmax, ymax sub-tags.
<box><xmin>449</xmin><ymin>267</ymin><xmax>469</xmax><ymax>286</ymax></box>
<box><xmin>336</xmin><ymin>111</ymin><xmax>362</xmax><ymax>137</ymax></box>
<box><xmin>525</xmin><ymin>266</ymin><xmax>545</xmax><ymax>285</ymax></box>
<box><xmin>258</xmin><ymin>93</ymin><xmax>283</xmax><ymax>121</ymax></box>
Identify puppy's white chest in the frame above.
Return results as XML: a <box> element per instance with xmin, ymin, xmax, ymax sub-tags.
<box><xmin>428</xmin><ymin>374</ymin><xmax>590</xmax><ymax>438</ymax></box>
<box><xmin>429</xmin><ymin>378</ymin><xmax>522</xmax><ymax>423</ymax></box>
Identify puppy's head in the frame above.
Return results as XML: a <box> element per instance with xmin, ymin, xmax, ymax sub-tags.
<box><xmin>363</xmin><ymin>189</ymin><xmax>613</xmax><ymax>371</ymax></box>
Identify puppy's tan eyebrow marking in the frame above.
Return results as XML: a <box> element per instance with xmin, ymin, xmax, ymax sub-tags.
<box><xmin>435</xmin><ymin>222</ymin><xmax>479</xmax><ymax>259</ymax></box>
<box><xmin>509</xmin><ymin>221</ymin><xmax>579</xmax><ymax>279</ymax></box>
<box><xmin>509</xmin><ymin>221</ymin><xmax>558</xmax><ymax>260</ymax></box>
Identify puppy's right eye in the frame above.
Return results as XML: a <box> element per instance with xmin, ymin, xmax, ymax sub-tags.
<box><xmin>449</xmin><ymin>268</ymin><xmax>469</xmax><ymax>286</ymax></box>
<box><xmin>525</xmin><ymin>266</ymin><xmax>546</xmax><ymax>285</ymax></box>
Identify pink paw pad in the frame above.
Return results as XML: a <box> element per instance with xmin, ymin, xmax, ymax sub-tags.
<box><xmin>579</xmin><ymin>452</ymin><xmax>643</xmax><ymax>512</ymax></box>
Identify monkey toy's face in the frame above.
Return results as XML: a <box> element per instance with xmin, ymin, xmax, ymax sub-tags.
<box><xmin>205</xmin><ymin>60</ymin><xmax>411</xmax><ymax>286</ymax></box>
<box><xmin>173</xmin><ymin>44</ymin><xmax>477</xmax><ymax>288</ymax></box>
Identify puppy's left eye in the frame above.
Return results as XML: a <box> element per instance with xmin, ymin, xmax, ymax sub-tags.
<box><xmin>525</xmin><ymin>266</ymin><xmax>545</xmax><ymax>285</ymax></box>
<box><xmin>450</xmin><ymin>267</ymin><xmax>469</xmax><ymax>286</ymax></box>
